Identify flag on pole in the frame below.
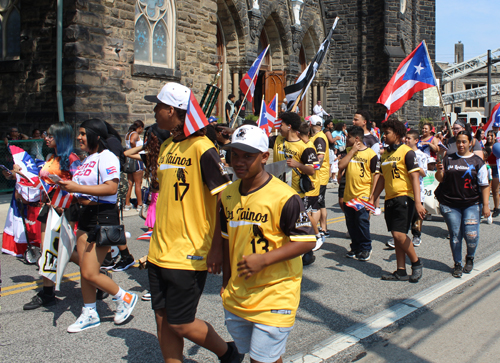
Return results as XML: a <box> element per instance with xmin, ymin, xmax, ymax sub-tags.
<box><xmin>184</xmin><ymin>90</ymin><xmax>209</xmax><ymax>137</ymax></box>
<box><xmin>284</xmin><ymin>17</ymin><xmax>338</xmax><ymax>111</ymax></box>
<box><xmin>257</xmin><ymin>99</ymin><xmax>272</xmax><ymax>136</ymax></box>
<box><xmin>9</xmin><ymin>145</ymin><xmax>41</xmax><ymax>188</ymax></box>
<box><xmin>267</xmin><ymin>94</ymin><xmax>278</xmax><ymax>128</ymax></box>
<box><xmin>484</xmin><ymin>102</ymin><xmax>500</xmax><ymax>134</ymax></box>
<box><xmin>52</xmin><ymin>187</ymin><xmax>73</xmax><ymax>209</ymax></box>
<box><xmin>377</xmin><ymin>41</ymin><xmax>437</xmax><ymax>120</ymax></box>
<box><xmin>240</xmin><ymin>45</ymin><xmax>270</xmax><ymax>102</ymax></box>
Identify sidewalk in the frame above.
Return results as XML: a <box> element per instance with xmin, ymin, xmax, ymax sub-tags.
<box><xmin>356</xmin><ymin>267</ymin><xmax>500</xmax><ymax>363</ymax></box>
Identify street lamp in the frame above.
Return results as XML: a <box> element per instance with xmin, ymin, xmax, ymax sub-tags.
<box><xmin>291</xmin><ymin>0</ymin><xmax>304</xmax><ymax>26</ymax></box>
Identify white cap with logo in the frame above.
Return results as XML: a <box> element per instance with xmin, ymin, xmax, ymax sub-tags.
<box><xmin>309</xmin><ymin>115</ymin><xmax>323</xmax><ymax>127</ymax></box>
<box><xmin>226</xmin><ymin>125</ymin><xmax>269</xmax><ymax>153</ymax></box>
<box><xmin>144</xmin><ymin>82</ymin><xmax>190</xmax><ymax>110</ymax></box>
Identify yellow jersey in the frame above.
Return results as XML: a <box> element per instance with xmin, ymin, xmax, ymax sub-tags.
<box><xmin>343</xmin><ymin>147</ymin><xmax>379</xmax><ymax>202</ymax></box>
<box><xmin>304</xmin><ymin>140</ymin><xmax>320</xmax><ymax>197</ymax></box>
<box><xmin>309</xmin><ymin>131</ymin><xmax>330</xmax><ymax>185</ymax></box>
<box><xmin>221</xmin><ymin>175</ymin><xmax>316</xmax><ymax>327</ymax></box>
<box><xmin>148</xmin><ymin>135</ymin><xmax>231</xmax><ymax>271</ymax></box>
<box><xmin>378</xmin><ymin>144</ymin><xmax>419</xmax><ymax>201</ymax></box>
<box><xmin>273</xmin><ymin>135</ymin><xmax>319</xmax><ymax>197</ymax></box>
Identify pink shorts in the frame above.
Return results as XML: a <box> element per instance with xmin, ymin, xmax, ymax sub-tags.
<box><xmin>145</xmin><ymin>192</ymin><xmax>158</xmax><ymax>229</ymax></box>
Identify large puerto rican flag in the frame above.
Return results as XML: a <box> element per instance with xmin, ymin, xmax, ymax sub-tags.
<box><xmin>484</xmin><ymin>102</ymin><xmax>500</xmax><ymax>135</ymax></box>
<box><xmin>377</xmin><ymin>41</ymin><xmax>436</xmax><ymax>120</ymax></box>
<box><xmin>184</xmin><ymin>90</ymin><xmax>209</xmax><ymax>137</ymax></box>
<box><xmin>240</xmin><ymin>45</ymin><xmax>269</xmax><ymax>102</ymax></box>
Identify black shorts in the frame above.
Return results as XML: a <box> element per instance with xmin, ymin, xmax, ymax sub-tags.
<box><xmin>77</xmin><ymin>204</ymin><xmax>120</xmax><ymax>242</ymax></box>
<box><xmin>318</xmin><ymin>185</ymin><xmax>327</xmax><ymax>208</ymax></box>
<box><xmin>37</xmin><ymin>203</ymin><xmax>80</xmax><ymax>224</ymax></box>
<box><xmin>338</xmin><ymin>176</ymin><xmax>346</xmax><ymax>199</ymax></box>
<box><xmin>384</xmin><ymin>196</ymin><xmax>415</xmax><ymax>234</ymax></box>
<box><xmin>147</xmin><ymin>262</ymin><xmax>207</xmax><ymax>325</ymax></box>
<box><xmin>302</xmin><ymin>195</ymin><xmax>319</xmax><ymax>213</ymax></box>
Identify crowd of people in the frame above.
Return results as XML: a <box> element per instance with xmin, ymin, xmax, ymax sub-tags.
<box><xmin>2</xmin><ymin>81</ymin><xmax>500</xmax><ymax>363</ymax></box>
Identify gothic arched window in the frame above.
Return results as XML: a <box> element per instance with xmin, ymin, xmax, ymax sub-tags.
<box><xmin>134</xmin><ymin>0</ymin><xmax>175</xmax><ymax>68</ymax></box>
<box><xmin>0</xmin><ymin>0</ymin><xmax>20</xmax><ymax>60</ymax></box>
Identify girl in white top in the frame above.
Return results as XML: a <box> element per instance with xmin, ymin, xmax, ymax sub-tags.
<box><xmin>58</xmin><ymin>119</ymin><xmax>137</xmax><ymax>333</ymax></box>
<box><xmin>124</xmin><ymin>120</ymin><xmax>145</xmax><ymax>211</ymax></box>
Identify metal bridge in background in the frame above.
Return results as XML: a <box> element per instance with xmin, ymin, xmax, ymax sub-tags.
<box><xmin>441</xmin><ymin>48</ymin><xmax>500</xmax><ymax>84</ymax></box>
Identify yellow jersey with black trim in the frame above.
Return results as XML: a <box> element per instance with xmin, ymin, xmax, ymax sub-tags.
<box><xmin>148</xmin><ymin>135</ymin><xmax>231</xmax><ymax>271</ymax></box>
<box><xmin>378</xmin><ymin>144</ymin><xmax>419</xmax><ymax>201</ymax></box>
<box><xmin>309</xmin><ymin>131</ymin><xmax>330</xmax><ymax>185</ymax></box>
<box><xmin>221</xmin><ymin>175</ymin><xmax>315</xmax><ymax>327</ymax></box>
<box><xmin>343</xmin><ymin>147</ymin><xmax>379</xmax><ymax>202</ymax></box>
<box><xmin>272</xmin><ymin>135</ymin><xmax>319</xmax><ymax>197</ymax></box>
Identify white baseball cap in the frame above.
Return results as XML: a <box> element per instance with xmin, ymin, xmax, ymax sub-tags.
<box><xmin>309</xmin><ymin>115</ymin><xmax>323</xmax><ymax>126</ymax></box>
<box><xmin>144</xmin><ymin>82</ymin><xmax>190</xmax><ymax>110</ymax></box>
<box><xmin>226</xmin><ymin>125</ymin><xmax>269</xmax><ymax>153</ymax></box>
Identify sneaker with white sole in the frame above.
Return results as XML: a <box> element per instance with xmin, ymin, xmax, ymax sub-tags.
<box><xmin>112</xmin><ymin>255</ymin><xmax>136</xmax><ymax>272</ymax></box>
<box><xmin>374</xmin><ymin>208</ymin><xmax>381</xmax><ymax>216</ymax></box>
<box><xmin>141</xmin><ymin>291</ymin><xmax>151</xmax><ymax>301</ymax></box>
<box><xmin>356</xmin><ymin>250</ymin><xmax>372</xmax><ymax>261</ymax></box>
<box><xmin>67</xmin><ymin>307</ymin><xmax>100</xmax><ymax>333</ymax></box>
<box><xmin>386</xmin><ymin>238</ymin><xmax>395</xmax><ymax>249</ymax></box>
<box><xmin>312</xmin><ymin>236</ymin><xmax>324</xmax><ymax>251</ymax></box>
<box><xmin>412</xmin><ymin>236</ymin><xmax>421</xmax><ymax>247</ymax></box>
<box><xmin>487</xmin><ymin>215</ymin><xmax>493</xmax><ymax>224</ymax></box>
<box><xmin>114</xmin><ymin>292</ymin><xmax>138</xmax><ymax>324</ymax></box>
<box><xmin>124</xmin><ymin>204</ymin><xmax>132</xmax><ymax>211</ymax></box>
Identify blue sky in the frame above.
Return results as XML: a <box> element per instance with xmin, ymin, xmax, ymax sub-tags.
<box><xmin>436</xmin><ymin>0</ymin><xmax>499</xmax><ymax>64</ymax></box>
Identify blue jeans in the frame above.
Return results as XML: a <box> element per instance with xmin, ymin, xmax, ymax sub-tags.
<box><xmin>344</xmin><ymin>203</ymin><xmax>372</xmax><ymax>252</ymax></box>
<box><xmin>440</xmin><ymin>203</ymin><xmax>481</xmax><ymax>265</ymax></box>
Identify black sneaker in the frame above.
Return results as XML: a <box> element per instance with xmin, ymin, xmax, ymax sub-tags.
<box><xmin>101</xmin><ymin>256</ymin><xmax>117</xmax><ymax>270</ymax></box>
<box><xmin>409</xmin><ymin>261</ymin><xmax>423</xmax><ymax>283</ymax></box>
<box><xmin>322</xmin><ymin>229</ymin><xmax>330</xmax><ymax>238</ymax></box>
<box><xmin>96</xmin><ymin>269</ymin><xmax>111</xmax><ymax>300</ymax></box>
<box><xmin>220</xmin><ymin>341</ymin><xmax>244</xmax><ymax>363</ymax></box>
<box><xmin>345</xmin><ymin>250</ymin><xmax>358</xmax><ymax>259</ymax></box>
<box><xmin>23</xmin><ymin>290</ymin><xmax>56</xmax><ymax>310</ymax></box>
<box><xmin>357</xmin><ymin>250</ymin><xmax>372</xmax><ymax>261</ymax></box>
<box><xmin>463</xmin><ymin>256</ymin><xmax>474</xmax><ymax>273</ymax></box>
<box><xmin>302</xmin><ymin>251</ymin><xmax>316</xmax><ymax>266</ymax></box>
<box><xmin>493</xmin><ymin>209</ymin><xmax>500</xmax><ymax>218</ymax></box>
<box><xmin>381</xmin><ymin>271</ymin><xmax>409</xmax><ymax>281</ymax></box>
<box><xmin>112</xmin><ymin>255</ymin><xmax>136</xmax><ymax>272</ymax></box>
<box><xmin>452</xmin><ymin>262</ymin><xmax>463</xmax><ymax>278</ymax></box>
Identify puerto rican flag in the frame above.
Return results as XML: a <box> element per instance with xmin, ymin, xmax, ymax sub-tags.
<box><xmin>267</xmin><ymin>94</ymin><xmax>278</xmax><ymax>129</ymax></box>
<box><xmin>484</xmin><ymin>102</ymin><xmax>500</xmax><ymax>135</ymax></box>
<box><xmin>184</xmin><ymin>90</ymin><xmax>209</xmax><ymax>137</ymax></box>
<box><xmin>137</xmin><ymin>230</ymin><xmax>153</xmax><ymax>240</ymax></box>
<box><xmin>346</xmin><ymin>198</ymin><xmax>375</xmax><ymax>212</ymax></box>
<box><xmin>52</xmin><ymin>187</ymin><xmax>73</xmax><ymax>209</ymax></box>
<box><xmin>257</xmin><ymin>98</ymin><xmax>274</xmax><ymax>136</ymax></box>
<box><xmin>9</xmin><ymin>145</ymin><xmax>41</xmax><ymax>188</ymax></box>
<box><xmin>377</xmin><ymin>41</ymin><xmax>436</xmax><ymax>120</ymax></box>
<box><xmin>240</xmin><ymin>45</ymin><xmax>269</xmax><ymax>102</ymax></box>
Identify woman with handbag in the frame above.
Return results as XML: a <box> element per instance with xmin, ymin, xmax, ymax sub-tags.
<box><xmin>58</xmin><ymin>119</ymin><xmax>137</xmax><ymax>333</ymax></box>
<box><xmin>124</xmin><ymin>120</ymin><xmax>145</xmax><ymax>211</ymax></box>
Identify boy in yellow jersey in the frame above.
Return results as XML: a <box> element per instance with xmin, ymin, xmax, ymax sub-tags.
<box><xmin>339</xmin><ymin>126</ymin><xmax>379</xmax><ymax>261</ymax></box>
<box><xmin>272</xmin><ymin>112</ymin><xmax>319</xmax><ymax>265</ymax></box>
<box><xmin>308</xmin><ymin>115</ymin><xmax>331</xmax><ymax>237</ymax></box>
<box><xmin>144</xmin><ymin>83</ymin><xmax>241</xmax><ymax>363</ymax></box>
<box><xmin>369</xmin><ymin>120</ymin><xmax>426</xmax><ymax>282</ymax></box>
<box><xmin>220</xmin><ymin>125</ymin><xmax>316</xmax><ymax>363</ymax></box>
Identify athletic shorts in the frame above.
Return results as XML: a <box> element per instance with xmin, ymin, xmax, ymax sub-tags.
<box><xmin>318</xmin><ymin>185</ymin><xmax>327</xmax><ymax>208</ymax></box>
<box><xmin>302</xmin><ymin>195</ymin><xmax>319</xmax><ymax>213</ymax></box>
<box><xmin>338</xmin><ymin>176</ymin><xmax>346</xmax><ymax>199</ymax></box>
<box><xmin>37</xmin><ymin>203</ymin><xmax>80</xmax><ymax>223</ymax></box>
<box><xmin>224</xmin><ymin>309</ymin><xmax>293</xmax><ymax>363</ymax></box>
<box><xmin>147</xmin><ymin>262</ymin><xmax>207</xmax><ymax>325</ymax></box>
<box><xmin>77</xmin><ymin>204</ymin><xmax>120</xmax><ymax>242</ymax></box>
<box><xmin>384</xmin><ymin>196</ymin><xmax>415</xmax><ymax>234</ymax></box>
<box><xmin>492</xmin><ymin>164</ymin><xmax>499</xmax><ymax>179</ymax></box>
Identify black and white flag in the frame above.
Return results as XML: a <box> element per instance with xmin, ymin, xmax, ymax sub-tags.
<box><xmin>284</xmin><ymin>17</ymin><xmax>339</xmax><ymax>111</ymax></box>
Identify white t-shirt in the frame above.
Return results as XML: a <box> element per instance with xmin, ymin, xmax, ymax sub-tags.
<box><xmin>313</xmin><ymin>104</ymin><xmax>328</xmax><ymax>117</ymax></box>
<box><xmin>73</xmin><ymin>150</ymin><xmax>120</xmax><ymax>204</ymax></box>
<box><xmin>415</xmin><ymin>149</ymin><xmax>428</xmax><ymax>201</ymax></box>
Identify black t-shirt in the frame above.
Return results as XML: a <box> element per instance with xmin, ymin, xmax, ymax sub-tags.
<box><xmin>234</xmin><ymin>99</ymin><xmax>247</xmax><ymax>118</ymax></box>
<box><xmin>225</xmin><ymin>101</ymin><xmax>233</xmax><ymax>122</ymax></box>
<box><xmin>435</xmin><ymin>153</ymin><xmax>488</xmax><ymax>208</ymax></box>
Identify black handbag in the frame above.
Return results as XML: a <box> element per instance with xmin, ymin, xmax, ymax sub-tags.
<box><xmin>123</xmin><ymin>157</ymin><xmax>137</xmax><ymax>174</ymax></box>
<box><xmin>94</xmin><ymin>160</ymin><xmax>127</xmax><ymax>247</ymax></box>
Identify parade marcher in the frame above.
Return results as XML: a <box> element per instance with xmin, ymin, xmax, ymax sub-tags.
<box><xmin>215</xmin><ymin>123</ymin><xmax>232</xmax><ymax>166</ymax></box>
<box><xmin>220</xmin><ymin>125</ymin><xmax>316</xmax><ymax>363</ymax></box>
<box><xmin>369</xmin><ymin>119</ymin><xmax>426</xmax><ymax>282</ymax></box>
<box><xmin>281</xmin><ymin>97</ymin><xmax>288</xmax><ymax>113</ymax></box>
<box><xmin>418</xmin><ymin>122</ymin><xmax>440</xmax><ymax>158</ymax></box>
<box><xmin>484</xmin><ymin>130</ymin><xmax>499</xmax><ymax>217</ymax></box>
<box><xmin>312</xmin><ymin>100</ymin><xmax>330</xmax><ymax>119</ymax></box>
<box><xmin>475</xmin><ymin>128</ymin><xmax>485</xmax><ymax>149</ymax></box>
<box><xmin>143</xmin><ymin>83</ymin><xmax>240</xmax><ymax>363</ymax></box>
<box><xmin>371</xmin><ymin>121</ymin><xmax>380</xmax><ymax>139</ymax></box>
<box><xmin>339</xmin><ymin>126</ymin><xmax>379</xmax><ymax>261</ymax></box>
<box><xmin>124</xmin><ymin>120</ymin><xmax>145</xmax><ymax>211</ymax></box>
<box><xmin>435</xmin><ymin>131</ymin><xmax>490</xmax><ymax>278</ymax></box>
<box><xmin>273</xmin><ymin>112</ymin><xmax>319</xmax><ymax>266</ymax></box>
<box><xmin>226</xmin><ymin>94</ymin><xmax>236</xmax><ymax>124</ymax></box>
<box><xmin>58</xmin><ymin>119</ymin><xmax>138</xmax><ymax>333</ymax></box>
<box><xmin>234</xmin><ymin>93</ymin><xmax>247</xmax><ymax>127</ymax></box>
<box><xmin>445</xmin><ymin>119</ymin><xmax>482</xmax><ymax>158</ymax></box>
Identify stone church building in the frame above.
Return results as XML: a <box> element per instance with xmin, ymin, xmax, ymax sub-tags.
<box><xmin>0</xmin><ymin>0</ymin><xmax>437</xmax><ymax>135</ymax></box>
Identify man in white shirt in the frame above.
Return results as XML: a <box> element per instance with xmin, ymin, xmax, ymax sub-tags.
<box><xmin>313</xmin><ymin>100</ymin><xmax>329</xmax><ymax>119</ymax></box>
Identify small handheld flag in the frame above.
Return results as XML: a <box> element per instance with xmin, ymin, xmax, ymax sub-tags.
<box><xmin>346</xmin><ymin>198</ymin><xmax>375</xmax><ymax>212</ymax></box>
<box><xmin>9</xmin><ymin>145</ymin><xmax>41</xmax><ymax>188</ymax></box>
<box><xmin>184</xmin><ymin>91</ymin><xmax>209</xmax><ymax>137</ymax></box>
<box><xmin>137</xmin><ymin>231</ymin><xmax>153</xmax><ymax>240</ymax></box>
<box><xmin>51</xmin><ymin>187</ymin><xmax>73</xmax><ymax>209</ymax></box>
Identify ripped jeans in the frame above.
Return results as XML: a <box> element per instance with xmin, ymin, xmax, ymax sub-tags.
<box><xmin>440</xmin><ymin>203</ymin><xmax>481</xmax><ymax>265</ymax></box>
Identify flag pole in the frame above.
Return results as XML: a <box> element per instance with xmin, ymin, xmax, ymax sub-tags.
<box><xmin>230</xmin><ymin>45</ymin><xmax>270</xmax><ymax>128</ymax></box>
<box><xmin>422</xmin><ymin>40</ymin><xmax>452</xmax><ymax>134</ymax></box>
<box><xmin>290</xmin><ymin>88</ymin><xmax>305</xmax><ymax>113</ymax></box>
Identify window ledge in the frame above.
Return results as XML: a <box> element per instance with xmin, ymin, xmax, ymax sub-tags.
<box><xmin>132</xmin><ymin>64</ymin><xmax>181</xmax><ymax>80</ymax></box>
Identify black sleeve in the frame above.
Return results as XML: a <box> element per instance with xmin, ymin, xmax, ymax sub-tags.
<box><xmin>279</xmin><ymin>194</ymin><xmax>315</xmax><ymax>237</ymax></box>
<box><xmin>313</xmin><ymin>138</ymin><xmax>327</xmax><ymax>154</ymax></box>
<box><xmin>200</xmin><ymin>148</ymin><xmax>231</xmax><ymax>193</ymax></box>
<box><xmin>404</xmin><ymin>150</ymin><xmax>419</xmax><ymax>171</ymax></box>
<box><xmin>369</xmin><ymin>154</ymin><xmax>379</xmax><ymax>174</ymax></box>
<box><xmin>301</xmin><ymin>147</ymin><xmax>318</xmax><ymax>166</ymax></box>
<box><xmin>268</xmin><ymin>135</ymin><xmax>277</xmax><ymax>150</ymax></box>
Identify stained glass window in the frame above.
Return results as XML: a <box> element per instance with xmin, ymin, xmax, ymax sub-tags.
<box><xmin>134</xmin><ymin>0</ymin><xmax>174</xmax><ymax>67</ymax></box>
<box><xmin>0</xmin><ymin>0</ymin><xmax>20</xmax><ymax>60</ymax></box>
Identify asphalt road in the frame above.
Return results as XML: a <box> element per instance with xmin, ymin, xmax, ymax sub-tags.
<box><xmin>1</xmin><ymin>186</ymin><xmax>500</xmax><ymax>362</ymax></box>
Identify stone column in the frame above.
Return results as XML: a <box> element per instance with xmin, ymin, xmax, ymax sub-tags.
<box><xmin>312</xmin><ymin>84</ymin><xmax>318</xmax><ymax>105</ymax></box>
<box><xmin>233</xmin><ymin>72</ymin><xmax>239</xmax><ymax>96</ymax></box>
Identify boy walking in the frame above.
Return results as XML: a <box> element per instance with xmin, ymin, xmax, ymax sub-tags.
<box><xmin>338</xmin><ymin>126</ymin><xmax>379</xmax><ymax>261</ymax></box>
<box><xmin>221</xmin><ymin>125</ymin><xmax>316</xmax><ymax>363</ymax></box>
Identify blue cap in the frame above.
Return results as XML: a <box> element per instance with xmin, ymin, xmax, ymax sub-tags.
<box><xmin>208</xmin><ymin>116</ymin><xmax>218</xmax><ymax>123</ymax></box>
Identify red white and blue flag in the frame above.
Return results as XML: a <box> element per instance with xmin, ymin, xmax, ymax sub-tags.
<box><xmin>240</xmin><ymin>45</ymin><xmax>269</xmax><ymax>102</ymax></box>
<box><xmin>346</xmin><ymin>198</ymin><xmax>375</xmax><ymax>213</ymax></box>
<box><xmin>484</xmin><ymin>102</ymin><xmax>500</xmax><ymax>134</ymax></box>
<box><xmin>137</xmin><ymin>230</ymin><xmax>153</xmax><ymax>240</ymax></box>
<box><xmin>184</xmin><ymin>90</ymin><xmax>209</xmax><ymax>137</ymax></box>
<box><xmin>377</xmin><ymin>41</ymin><xmax>436</xmax><ymax>120</ymax></box>
<box><xmin>9</xmin><ymin>145</ymin><xmax>41</xmax><ymax>188</ymax></box>
<box><xmin>267</xmin><ymin>94</ymin><xmax>278</xmax><ymax>129</ymax></box>
<box><xmin>52</xmin><ymin>187</ymin><xmax>73</xmax><ymax>209</ymax></box>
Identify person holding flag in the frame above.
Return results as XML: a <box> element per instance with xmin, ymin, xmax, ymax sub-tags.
<box><xmin>143</xmin><ymin>83</ymin><xmax>241</xmax><ymax>363</ymax></box>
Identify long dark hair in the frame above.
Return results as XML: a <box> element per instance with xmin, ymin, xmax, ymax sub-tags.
<box><xmin>47</xmin><ymin>123</ymin><xmax>73</xmax><ymax>171</ymax></box>
<box><xmin>80</xmin><ymin>119</ymin><xmax>109</xmax><ymax>153</ymax></box>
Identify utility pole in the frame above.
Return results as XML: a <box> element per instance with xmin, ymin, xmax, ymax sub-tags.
<box><xmin>488</xmin><ymin>49</ymin><xmax>492</xmax><ymax>103</ymax></box>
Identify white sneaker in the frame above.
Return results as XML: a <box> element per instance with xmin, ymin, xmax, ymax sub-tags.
<box><xmin>374</xmin><ymin>208</ymin><xmax>381</xmax><ymax>216</ymax></box>
<box><xmin>114</xmin><ymin>292</ymin><xmax>138</xmax><ymax>325</ymax></box>
<box><xmin>124</xmin><ymin>204</ymin><xmax>132</xmax><ymax>211</ymax></box>
<box><xmin>67</xmin><ymin>307</ymin><xmax>100</xmax><ymax>333</ymax></box>
<box><xmin>487</xmin><ymin>215</ymin><xmax>493</xmax><ymax>224</ymax></box>
<box><xmin>313</xmin><ymin>236</ymin><xmax>324</xmax><ymax>251</ymax></box>
<box><xmin>386</xmin><ymin>238</ymin><xmax>395</xmax><ymax>249</ymax></box>
<box><xmin>412</xmin><ymin>236</ymin><xmax>422</xmax><ymax>247</ymax></box>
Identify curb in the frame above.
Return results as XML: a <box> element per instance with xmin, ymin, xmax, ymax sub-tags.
<box><xmin>285</xmin><ymin>251</ymin><xmax>500</xmax><ymax>363</ymax></box>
